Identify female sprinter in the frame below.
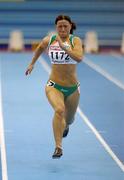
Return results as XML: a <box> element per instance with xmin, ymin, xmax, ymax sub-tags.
<box><xmin>25</xmin><ymin>15</ymin><xmax>83</xmax><ymax>159</ymax></box>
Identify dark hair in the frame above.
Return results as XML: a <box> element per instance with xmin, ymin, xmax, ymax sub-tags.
<box><xmin>55</xmin><ymin>15</ymin><xmax>76</xmax><ymax>34</ymax></box>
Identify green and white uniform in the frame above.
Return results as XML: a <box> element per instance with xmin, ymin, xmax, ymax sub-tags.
<box><xmin>48</xmin><ymin>34</ymin><xmax>77</xmax><ymax>64</ymax></box>
<box><xmin>47</xmin><ymin>34</ymin><xmax>80</xmax><ymax>98</ymax></box>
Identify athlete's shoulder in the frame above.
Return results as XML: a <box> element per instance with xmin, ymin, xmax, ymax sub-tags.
<box><xmin>39</xmin><ymin>35</ymin><xmax>50</xmax><ymax>48</ymax></box>
<box><xmin>73</xmin><ymin>36</ymin><xmax>82</xmax><ymax>41</ymax></box>
<box><xmin>49</xmin><ymin>34</ymin><xmax>57</xmax><ymax>45</ymax></box>
<box><xmin>73</xmin><ymin>36</ymin><xmax>83</xmax><ymax>46</ymax></box>
<box><xmin>42</xmin><ymin>35</ymin><xmax>50</xmax><ymax>44</ymax></box>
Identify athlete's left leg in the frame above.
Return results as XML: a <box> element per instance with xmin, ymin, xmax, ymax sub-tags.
<box><xmin>63</xmin><ymin>88</ymin><xmax>80</xmax><ymax>137</ymax></box>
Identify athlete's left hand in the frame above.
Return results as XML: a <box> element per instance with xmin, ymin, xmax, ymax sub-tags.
<box><xmin>56</xmin><ymin>35</ymin><xmax>71</xmax><ymax>51</ymax></box>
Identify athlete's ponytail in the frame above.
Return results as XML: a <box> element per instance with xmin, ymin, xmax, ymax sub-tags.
<box><xmin>55</xmin><ymin>15</ymin><xmax>76</xmax><ymax>34</ymax></box>
<box><xmin>70</xmin><ymin>21</ymin><xmax>76</xmax><ymax>34</ymax></box>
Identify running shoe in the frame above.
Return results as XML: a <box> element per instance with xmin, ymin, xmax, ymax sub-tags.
<box><xmin>52</xmin><ymin>147</ymin><xmax>63</xmax><ymax>159</ymax></box>
<box><xmin>63</xmin><ymin>126</ymin><xmax>69</xmax><ymax>138</ymax></box>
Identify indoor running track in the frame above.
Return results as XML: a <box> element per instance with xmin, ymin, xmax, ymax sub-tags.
<box><xmin>0</xmin><ymin>52</ymin><xmax>124</xmax><ymax>180</ymax></box>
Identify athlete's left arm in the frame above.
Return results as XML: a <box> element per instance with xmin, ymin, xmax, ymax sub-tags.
<box><xmin>57</xmin><ymin>36</ymin><xmax>83</xmax><ymax>62</ymax></box>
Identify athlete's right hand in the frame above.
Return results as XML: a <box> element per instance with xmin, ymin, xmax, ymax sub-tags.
<box><xmin>25</xmin><ymin>64</ymin><xmax>34</xmax><ymax>76</ymax></box>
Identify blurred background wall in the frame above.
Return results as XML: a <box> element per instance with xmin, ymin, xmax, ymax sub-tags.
<box><xmin>0</xmin><ymin>0</ymin><xmax>124</xmax><ymax>52</ymax></box>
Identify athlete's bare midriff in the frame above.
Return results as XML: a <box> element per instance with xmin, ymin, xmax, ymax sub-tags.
<box><xmin>49</xmin><ymin>64</ymin><xmax>78</xmax><ymax>86</ymax></box>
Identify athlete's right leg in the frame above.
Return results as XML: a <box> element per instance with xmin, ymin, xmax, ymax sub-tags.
<box><xmin>45</xmin><ymin>86</ymin><xmax>66</xmax><ymax>157</ymax></box>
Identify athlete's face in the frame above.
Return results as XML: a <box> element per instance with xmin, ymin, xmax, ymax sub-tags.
<box><xmin>56</xmin><ymin>20</ymin><xmax>71</xmax><ymax>38</ymax></box>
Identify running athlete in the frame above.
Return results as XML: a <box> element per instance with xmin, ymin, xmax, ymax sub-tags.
<box><xmin>25</xmin><ymin>15</ymin><xmax>83</xmax><ymax>159</ymax></box>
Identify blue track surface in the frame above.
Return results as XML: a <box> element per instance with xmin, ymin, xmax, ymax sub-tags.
<box><xmin>0</xmin><ymin>52</ymin><xmax>124</xmax><ymax>180</ymax></box>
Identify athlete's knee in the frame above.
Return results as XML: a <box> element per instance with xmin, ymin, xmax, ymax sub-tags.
<box><xmin>55</xmin><ymin>105</ymin><xmax>65</xmax><ymax>118</ymax></box>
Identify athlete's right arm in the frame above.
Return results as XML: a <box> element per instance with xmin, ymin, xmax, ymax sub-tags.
<box><xmin>25</xmin><ymin>36</ymin><xmax>50</xmax><ymax>75</ymax></box>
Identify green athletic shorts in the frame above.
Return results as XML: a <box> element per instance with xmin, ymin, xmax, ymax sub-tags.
<box><xmin>47</xmin><ymin>80</ymin><xmax>80</xmax><ymax>98</ymax></box>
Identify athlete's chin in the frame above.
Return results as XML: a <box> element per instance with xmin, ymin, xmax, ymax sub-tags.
<box><xmin>59</xmin><ymin>33</ymin><xmax>68</xmax><ymax>38</ymax></box>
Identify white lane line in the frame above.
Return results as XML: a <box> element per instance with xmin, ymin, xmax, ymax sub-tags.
<box><xmin>39</xmin><ymin>57</ymin><xmax>51</xmax><ymax>74</ymax></box>
<box><xmin>0</xmin><ymin>58</ymin><xmax>8</xmax><ymax>180</ymax></box>
<box><xmin>39</xmin><ymin>56</ymin><xmax>124</xmax><ymax>172</ymax></box>
<box><xmin>111</xmin><ymin>52</ymin><xmax>124</xmax><ymax>62</ymax></box>
<box><xmin>84</xmin><ymin>56</ymin><xmax>124</xmax><ymax>91</ymax></box>
<box><xmin>77</xmin><ymin>107</ymin><xmax>124</xmax><ymax>172</ymax></box>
